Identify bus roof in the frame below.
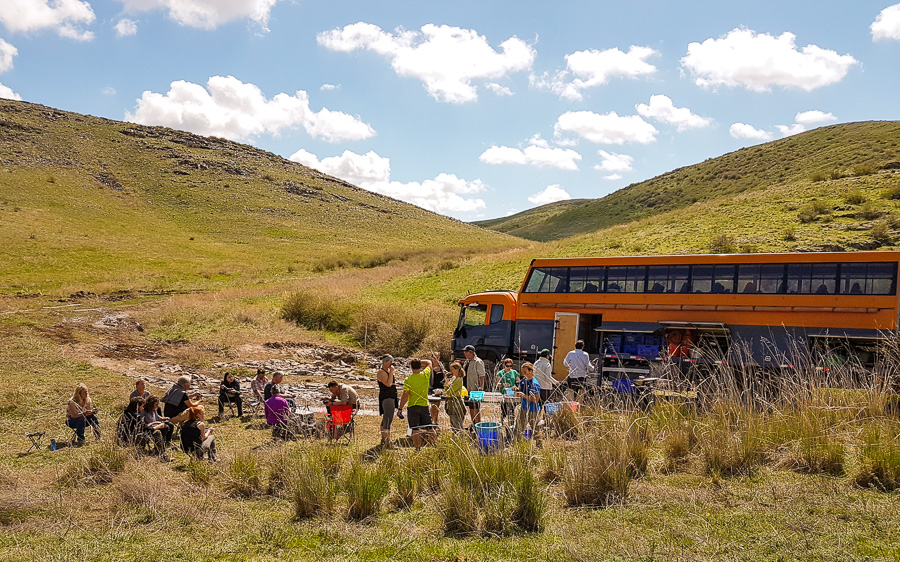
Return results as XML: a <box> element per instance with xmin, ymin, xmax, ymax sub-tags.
<box><xmin>529</xmin><ymin>251</ymin><xmax>900</xmax><ymax>269</ymax></box>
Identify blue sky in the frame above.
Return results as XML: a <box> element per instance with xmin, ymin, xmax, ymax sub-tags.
<box><xmin>1</xmin><ymin>1</ymin><xmax>899</xmax><ymax>220</ymax></box>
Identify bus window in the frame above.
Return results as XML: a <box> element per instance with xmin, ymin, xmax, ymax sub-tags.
<box><xmin>712</xmin><ymin>265</ymin><xmax>736</xmax><ymax>293</ymax></box>
<box><xmin>606</xmin><ymin>266</ymin><xmax>646</xmax><ymax>292</ymax></box>
<box><xmin>787</xmin><ymin>263</ymin><xmax>837</xmax><ymax>294</ymax></box>
<box><xmin>691</xmin><ymin>265</ymin><xmax>713</xmax><ymax>293</ymax></box>
<box><xmin>840</xmin><ymin>262</ymin><xmax>897</xmax><ymax>295</ymax></box>
<box><xmin>461</xmin><ymin>304</ymin><xmax>487</xmax><ymax>328</ymax></box>
<box><xmin>569</xmin><ymin>267</ymin><xmax>603</xmax><ymax>293</ymax></box>
<box><xmin>489</xmin><ymin>304</ymin><xmax>504</xmax><ymax>324</ymax></box>
<box><xmin>645</xmin><ymin>265</ymin><xmax>689</xmax><ymax>293</ymax></box>
<box><xmin>625</xmin><ymin>266</ymin><xmax>647</xmax><ymax>293</ymax></box>
<box><xmin>523</xmin><ymin>267</ymin><xmax>568</xmax><ymax>293</ymax></box>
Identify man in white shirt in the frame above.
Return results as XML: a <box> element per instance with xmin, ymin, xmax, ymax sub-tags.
<box><xmin>533</xmin><ymin>349</ymin><xmax>561</xmax><ymax>403</ymax></box>
<box><xmin>563</xmin><ymin>340</ymin><xmax>591</xmax><ymax>400</ymax></box>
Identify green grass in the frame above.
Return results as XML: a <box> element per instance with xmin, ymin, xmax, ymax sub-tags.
<box><xmin>477</xmin><ymin>121</ymin><xmax>900</xmax><ymax>241</ymax></box>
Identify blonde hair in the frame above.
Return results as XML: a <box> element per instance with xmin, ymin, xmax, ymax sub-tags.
<box><xmin>72</xmin><ymin>383</ymin><xmax>89</xmax><ymax>405</ymax></box>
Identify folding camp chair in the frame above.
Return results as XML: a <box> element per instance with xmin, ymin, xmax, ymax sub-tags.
<box><xmin>218</xmin><ymin>395</ymin><xmax>239</xmax><ymax>419</ymax></box>
<box><xmin>248</xmin><ymin>396</ymin><xmax>264</xmax><ymax>418</ymax></box>
<box><xmin>326</xmin><ymin>404</ymin><xmax>356</xmax><ymax>444</ymax></box>
<box><xmin>25</xmin><ymin>432</ymin><xmax>45</xmax><ymax>452</ymax></box>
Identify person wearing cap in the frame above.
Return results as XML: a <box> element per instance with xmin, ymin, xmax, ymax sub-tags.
<box><xmin>533</xmin><ymin>349</ymin><xmax>559</xmax><ymax>403</ymax></box>
<box><xmin>462</xmin><ymin>345</ymin><xmax>485</xmax><ymax>425</ymax></box>
<box><xmin>265</xmin><ymin>386</ymin><xmax>295</xmax><ymax>440</ymax></box>
<box><xmin>376</xmin><ymin>355</ymin><xmax>398</xmax><ymax>447</ymax></box>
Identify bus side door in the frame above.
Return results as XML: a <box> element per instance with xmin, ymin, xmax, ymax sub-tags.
<box><xmin>552</xmin><ymin>312</ymin><xmax>578</xmax><ymax>381</ymax></box>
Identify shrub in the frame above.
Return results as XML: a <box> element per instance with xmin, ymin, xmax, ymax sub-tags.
<box><xmin>884</xmin><ymin>185</ymin><xmax>900</xmax><ymax>200</ymax></box>
<box><xmin>563</xmin><ymin>433</ymin><xmax>630</xmax><ymax>507</ymax></box>
<box><xmin>844</xmin><ymin>190</ymin><xmax>867</xmax><ymax>205</ymax></box>
<box><xmin>810</xmin><ymin>171</ymin><xmax>828</xmax><ymax>182</ymax></box>
<box><xmin>858</xmin><ymin>201</ymin><xmax>882</xmax><ymax>220</ymax></box>
<box><xmin>830</xmin><ymin>169</ymin><xmax>846</xmax><ymax>180</ymax></box>
<box><xmin>344</xmin><ymin>461</ymin><xmax>389</xmax><ymax>521</ymax></box>
<box><xmin>782</xmin><ymin>227</ymin><xmax>797</xmax><ymax>242</ymax></box>
<box><xmin>281</xmin><ymin>289</ymin><xmax>355</xmax><ymax>332</ymax></box>
<box><xmin>798</xmin><ymin>206</ymin><xmax>819</xmax><ymax>223</ymax></box>
<box><xmin>852</xmin><ymin>164</ymin><xmax>876</xmax><ymax>177</ymax></box>
<box><xmin>225</xmin><ymin>452</ymin><xmax>264</xmax><ymax>498</ymax></box>
<box><xmin>811</xmin><ymin>200</ymin><xmax>831</xmax><ymax>215</ymax></box>
<box><xmin>870</xmin><ymin>221</ymin><xmax>892</xmax><ymax>243</ymax></box>
<box><xmin>709</xmin><ymin>234</ymin><xmax>735</xmax><ymax>254</ymax></box>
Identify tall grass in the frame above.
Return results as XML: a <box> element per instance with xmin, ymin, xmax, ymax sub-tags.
<box><xmin>58</xmin><ymin>442</ymin><xmax>128</xmax><ymax>486</ymax></box>
<box><xmin>344</xmin><ymin>460</ymin><xmax>390</xmax><ymax>521</ymax></box>
<box><xmin>563</xmin><ymin>431</ymin><xmax>631</xmax><ymax>507</ymax></box>
<box><xmin>225</xmin><ymin>452</ymin><xmax>264</xmax><ymax>498</ymax></box>
<box><xmin>855</xmin><ymin>422</ymin><xmax>900</xmax><ymax>491</ymax></box>
<box><xmin>288</xmin><ymin>452</ymin><xmax>335</xmax><ymax>519</ymax></box>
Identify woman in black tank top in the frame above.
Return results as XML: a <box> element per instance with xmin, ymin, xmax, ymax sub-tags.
<box><xmin>376</xmin><ymin>355</ymin><xmax>398</xmax><ymax>446</ymax></box>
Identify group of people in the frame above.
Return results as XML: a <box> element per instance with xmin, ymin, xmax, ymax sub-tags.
<box><xmin>68</xmin><ymin>341</ymin><xmax>591</xmax><ymax>458</ymax></box>
<box><xmin>104</xmin><ymin>375</ymin><xmax>217</xmax><ymax>461</ymax></box>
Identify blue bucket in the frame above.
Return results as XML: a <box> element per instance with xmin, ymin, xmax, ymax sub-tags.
<box><xmin>475</xmin><ymin>421</ymin><xmax>501</xmax><ymax>452</ymax></box>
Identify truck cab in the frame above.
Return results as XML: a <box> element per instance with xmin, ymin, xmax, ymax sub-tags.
<box><xmin>452</xmin><ymin>291</ymin><xmax>518</xmax><ymax>368</ymax></box>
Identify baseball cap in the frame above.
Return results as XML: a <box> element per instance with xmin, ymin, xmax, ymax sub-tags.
<box><xmin>463</xmin><ymin>345</ymin><xmax>476</xmax><ymax>352</ymax></box>
<box><xmin>540</xmin><ymin>349</ymin><xmax>550</xmax><ymax>357</ymax></box>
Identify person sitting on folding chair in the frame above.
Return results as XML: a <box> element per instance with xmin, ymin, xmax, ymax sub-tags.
<box><xmin>249</xmin><ymin>368</ymin><xmax>268</xmax><ymax>415</ymax></box>
<box><xmin>67</xmin><ymin>383</ymin><xmax>101</xmax><ymax>446</ymax></box>
<box><xmin>398</xmin><ymin>358</ymin><xmax>435</xmax><ymax>450</ymax></box>
<box><xmin>141</xmin><ymin>395</ymin><xmax>173</xmax><ymax>461</ymax></box>
<box><xmin>218</xmin><ymin>372</ymin><xmax>243</xmax><ymax>418</ymax></box>
<box><xmin>116</xmin><ymin>397</ymin><xmax>147</xmax><ymax>448</ymax></box>
<box><xmin>161</xmin><ymin>375</ymin><xmax>201</xmax><ymax>422</ymax></box>
<box><xmin>323</xmin><ymin>381</ymin><xmax>358</xmax><ymax>413</ymax></box>
<box><xmin>265</xmin><ymin>387</ymin><xmax>296</xmax><ymax>440</ymax></box>
<box><xmin>181</xmin><ymin>405</ymin><xmax>217</xmax><ymax>461</ymax></box>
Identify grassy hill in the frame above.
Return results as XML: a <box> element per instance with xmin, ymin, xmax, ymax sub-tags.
<box><xmin>477</xmin><ymin>122</ymin><xmax>900</xmax><ymax>241</ymax></box>
<box><xmin>0</xmin><ymin>99</ymin><xmax>522</xmax><ymax>295</ymax></box>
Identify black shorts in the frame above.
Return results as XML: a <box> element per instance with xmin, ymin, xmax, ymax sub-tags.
<box><xmin>407</xmin><ymin>405</ymin><xmax>432</xmax><ymax>429</ymax></box>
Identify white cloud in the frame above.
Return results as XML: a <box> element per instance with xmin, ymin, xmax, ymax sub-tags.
<box><xmin>126</xmin><ymin>75</ymin><xmax>375</xmax><ymax>143</ymax></box>
<box><xmin>485</xmin><ymin>82</ymin><xmax>513</xmax><ymax>96</ymax></box>
<box><xmin>317</xmin><ymin>22</ymin><xmax>535</xmax><ymax>103</ymax></box>
<box><xmin>320</xmin><ymin>83</ymin><xmax>339</xmax><ymax>91</ymax></box>
<box><xmin>635</xmin><ymin>94</ymin><xmax>712</xmax><ymax>131</ymax></box>
<box><xmin>682</xmin><ymin>28</ymin><xmax>858</xmax><ymax>91</ymax></box>
<box><xmin>0</xmin><ymin>0</ymin><xmax>95</xmax><ymax>40</ymax></box>
<box><xmin>534</xmin><ymin>45</ymin><xmax>657</xmax><ymax>101</ymax></box>
<box><xmin>528</xmin><ymin>184</ymin><xmax>571</xmax><ymax>205</ymax></box>
<box><xmin>794</xmin><ymin>110</ymin><xmax>836</xmax><ymax>125</ymax></box>
<box><xmin>102</xmin><ymin>86</ymin><xmax>116</xmax><ymax>95</ymax></box>
<box><xmin>118</xmin><ymin>0</ymin><xmax>279</xmax><ymax>30</ymax></box>
<box><xmin>776</xmin><ymin>123</ymin><xmax>806</xmax><ymax>137</ymax></box>
<box><xmin>603</xmin><ymin>173</ymin><xmax>623</xmax><ymax>181</ymax></box>
<box><xmin>479</xmin><ymin>141</ymin><xmax>582</xmax><ymax>171</ymax></box>
<box><xmin>594</xmin><ymin>150</ymin><xmax>634</xmax><ymax>174</ymax></box>
<box><xmin>290</xmin><ymin>149</ymin><xmax>485</xmax><ymax>213</ymax></box>
<box><xmin>729</xmin><ymin>122</ymin><xmax>773</xmax><ymax>141</ymax></box>
<box><xmin>0</xmin><ymin>82</ymin><xmax>21</xmax><ymax>100</ymax></box>
<box><xmin>0</xmin><ymin>39</ymin><xmax>17</xmax><ymax>73</ymax></box>
<box><xmin>872</xmin><ymin>4</ymin><xmax>900</xmax><ymax>40</ymax></box>
<box><xmin>115</xmin><ymin>18</ymin><xmax>137</xmax><ymax>37</ymax></box>
<box><xmin>289</xmin><ymin>148</ymin><xmax>390</xmax><ymax>186</ymax></box>
<box><xmin>554</xmin><ymin>111</ymin><xmax>657</xmax><ymax>145</ymax></box>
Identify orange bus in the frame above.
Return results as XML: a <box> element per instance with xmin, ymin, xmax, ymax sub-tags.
<box><xmin>452</xmin><ymin>252</ymin><xmax>900</xmax><ymax>382</ymax></box>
